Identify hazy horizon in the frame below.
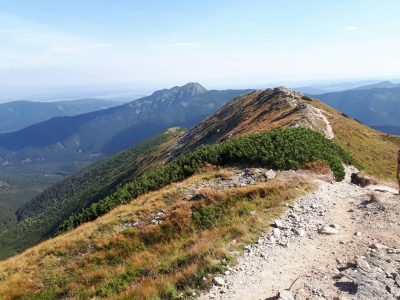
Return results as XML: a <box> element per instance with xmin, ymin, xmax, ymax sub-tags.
<box><xmin>1</xmin><ymin>0</ymin><xmax>400</xmax><ymax>92</ymax></box>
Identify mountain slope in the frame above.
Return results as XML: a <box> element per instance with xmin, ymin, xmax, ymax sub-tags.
<box><xmin>0</xmin><ymin>99</ymin><xmax>123</xmax><ymax>134</ymax></box>
<box><xmin>0</xmin><ymin>83</ymin><xmax>252</xmax><ymax>232</ymax></box>
<box><xmin>314</xmin><ymin>87</ymin><xmax>400</xmax><ymax>128</ymax></box>
<box><xmin>172</xmin><ymin>87</ymin><xmax>400</xmax><ymax>180</ymax></box>
<box><xmin>0</xmin><ymin>127</ymin><xmax>185</xmax><ymax>260</ymax></box>
<box><xmin>0</xmin><ymin>83</ymin><xmax>252</xmax><ymax>174</ymax></box>
<box><xmin>1</xmin><ymin>87</ymin><xmax>400</xmax><ymax>299</ymax></box>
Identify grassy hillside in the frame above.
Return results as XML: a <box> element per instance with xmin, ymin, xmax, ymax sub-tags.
<box><xmin>0</xmin><ymin>127</ymin><xmax>349</xmax><ymax>299</ymax></box>
<box><xmin>0</xmin><ymin>128</ymin><xmax>185</xmax><ymax>260</ymax></box>
<box><xmin>58</xmin><ymin>127</ymin><xmax>357</xmax><ymax>235</ymax></box>
<box><xmin>309</xmin><ymin>99</ymin><xmax>400</xmax><ymax>180</ymax></box>
<box><xmin>173</xmin><ymin>87</ymin><xmax>400</xmax><ymax>182</ymax></box>
<box><xmin>1</xmin><ymin>86</ymin><xmax>399</xmax><ymax>299</ymax></box>
<box><xmin>0</xmin><ymin>84</ymin><xmax>252</xmax><ymax>251</ymax></box>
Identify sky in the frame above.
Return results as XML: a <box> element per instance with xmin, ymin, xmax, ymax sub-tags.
<box><xmin>1</xmin><ymin>0</ymin><xmax>400</xmax><ymax>91</ymax></box>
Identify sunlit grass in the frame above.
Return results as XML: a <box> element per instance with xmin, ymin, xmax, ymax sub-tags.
<box><xmin>0</xmin><ymin>167</ymin><xmax>316</xmax><ymax>299</ymax></box>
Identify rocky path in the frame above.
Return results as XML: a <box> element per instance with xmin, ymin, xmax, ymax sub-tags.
<box><xmin>313</xmin><ymin>107</ymin><xmax>334</xmax><ymax>139</ymax></box>
<box><xmin>198</xmin><ymin>166</ymin><xmax>400</xmax><ymax>300</ymax></box>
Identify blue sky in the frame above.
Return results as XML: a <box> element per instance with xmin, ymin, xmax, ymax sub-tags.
<box><xmin>1</xmin><ymin>0</ymin><xmax>400</xmax><ymax>89</ymax></box>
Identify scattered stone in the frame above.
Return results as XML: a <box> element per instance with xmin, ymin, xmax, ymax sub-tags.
<box><xmin>213</xmin><ymin>277</ymin><xmax>225</xmax><ymax>286</ymax></box>
<box><xmin>355</xmin><ymin>257</ymin><xmax>371</xmax><ymax>272</ymax></box>
<box><xmin>330</xmin><ymin>224</ymin><xmax>340</xmax><ymax>230</ymax></box>
<box><xmin>387</xmin><ymin>248</ymin><xmax>400</xmax><ymax>254</ymax></box>
<box><xmin>278</xmin><ymin>289</ymin><xmax>295</xmax><ymax>300</ymax></box>
<box><xmin>292</xmin><ymin>228</ymin><xmax>305</xmax><ymax>237</ymax></box>
<box><xmin>370</xmin><ymin>243</ymin><xmax>388</xmax><ymax>251</ymax></box>
<box><xmin>354</xmin><ymin>231</ymin><xmax>362</xmax><ymax>237</ymax></box>
<box><xmin>273</xmin><ymin>228</ymin><xmax>281</xmax><ymax>238</ymax></box>
<box><xmin>274</xmin><ymin>220</ymin><xmax>283</xmax><ymax>228</ymax></box>
<box><xmin>191</xmin><ymin>193</ymin><xmax>208</xmax><ymax>201</ymax></box>
<box><xmin>318</xmin><ymin>225</ymin><xmax>338</xmax><ymax>235</ymax></box>
<box><xmin>264</xmin><ymin>169</ymin><xmax>276</xmax><ymax>180</ymax></box>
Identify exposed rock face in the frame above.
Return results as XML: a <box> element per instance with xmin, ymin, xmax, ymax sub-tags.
<box><xmin>340</xmin><ymin>250</ymin><xmax>400</xmax><ymax>299</ymax></box>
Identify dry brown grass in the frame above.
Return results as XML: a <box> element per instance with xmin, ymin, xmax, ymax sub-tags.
<box><xmin>0</xmin><ymin>167</ymin><xmax>316</xmax><ymax>300</ymax></box>
<box><xmin>311</xmin><ymin>99</ymin><xmax>400</xmax><ymax>182</ymax></box>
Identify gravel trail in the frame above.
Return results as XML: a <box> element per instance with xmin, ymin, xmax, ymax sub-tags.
<box><xmin>198</xmin><ymin>166</ymin><xmax>400</xmax><ymax>300</ymax></box>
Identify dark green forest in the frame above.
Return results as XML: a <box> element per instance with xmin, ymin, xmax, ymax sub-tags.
<box><xmin>0</xmin><ymin>128</ymin><xmax>185</xmax><ymax>260</ymax></box>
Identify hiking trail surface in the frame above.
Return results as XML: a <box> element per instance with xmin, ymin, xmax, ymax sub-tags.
<box><xmin>198</xmin><ymin>166</ymin><xmax>400</xmax><ymax>300</ymax></box>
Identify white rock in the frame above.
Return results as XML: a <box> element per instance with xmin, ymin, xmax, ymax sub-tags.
<box><xmin>265</xmin><ymin>169</ymin><xmax>276</xmax><ymax>180</ymax></box>
<box><xmin>278</xmin><ymin>289</ymin><xmax>295</xmax><ymax>300</ymax></box>
<box><xmin>213</xmin><ymin>277</ymin><xmax>225</xmax><ymax>286</ymax></box>
<box><xmin>318</xmin><ymin>225</ymin><xmax>339</xmax><ymax>235</ymax></box>
<box><xmin>330</xmin><ymin>224</ymin><xmax>340</xmax><ymax>230</ymax></box>
<box><xmin>273</xmin><ymin>228</ymin><xmax>281</xmax><ymax>238</ymax></box>
<box><xmin>370</xmin><ymin>243</ymin><xmax>388</xmax><ymax>251</ymax></box>
<box><xmin>293</xmin><ymin>228</ymin><xmax>305</xmax><ymax>237</ymax></box>
<box><xmin>275</xmin><ymin>220</ymin><xmax>283</xmax><ymax>228</ymax></box>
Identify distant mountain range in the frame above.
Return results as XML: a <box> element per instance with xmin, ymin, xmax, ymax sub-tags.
<box><xmin>294</xmin><ymin>80</ymin><xmax>400</xmax><ymax>95</ymax></box>
<box><xmin>0</xmin><ymin>83</ymin><xmax>252</xmax><ymax>244</ymax></box>
<box><xmin>0</xmin><ymin>98</ymin><xmax>124</xmax><ymax>133</ymax></box>
<box><xmin>314</xmin><ymin>87</ymin><xmax>400</xmax><ymax>130</ymax></box>
<box><xmin>0</xmin><ymin>83</ymin><xmax>253</xmax><ymax>176</ymax></box>
<box><xmin>352</xmin><ymin>80</ymin><xmax>400</xmax><ymax>90</ymax></box>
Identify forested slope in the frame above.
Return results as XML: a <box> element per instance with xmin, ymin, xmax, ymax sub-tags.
<box><xmin>0</xmin><ymin>127</ymin><xmax>185</xmax><ymax>260</ymax></box>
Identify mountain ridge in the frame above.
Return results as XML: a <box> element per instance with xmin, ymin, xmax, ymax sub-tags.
<box><xmin>1</xmin><ymin>86</ymin><xmax>400</xmax><ymax>299</ymax></box>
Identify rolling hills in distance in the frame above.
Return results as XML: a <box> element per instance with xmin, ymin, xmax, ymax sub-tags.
<box><xmin>0</xmin><ymin>86</ymin><xmax>399</xmax><ymax>299</ymax></box>
<box><xmin>293</xmin><ymin>79</ymin><xmax>400</xmax><ymax>95</ymax></box>
<box><xmin>0</xmin><ymin>98</ymin><xmax>126</xmax><ymax>134</ymax></box>
<box><xmin>315</xmin><ymin>86</ymin><xmax>400</xmax><ymax>134</ymax></box>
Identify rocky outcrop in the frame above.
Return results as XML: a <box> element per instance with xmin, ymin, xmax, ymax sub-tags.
<box><xmin>339</xmin><ymin>248</ymin><xmax>400</xmax><ymax>299</ymax></box>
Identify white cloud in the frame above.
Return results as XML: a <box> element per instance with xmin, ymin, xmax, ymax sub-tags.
<box><xmin>345</xmin><ymin>26</ymin><xmax>359</xmax><ymax>31</ymax></box>
<box><xmin>52</xmin><ymin>46</ymin><xmax>78</xmax><ymax>53</ymax></box>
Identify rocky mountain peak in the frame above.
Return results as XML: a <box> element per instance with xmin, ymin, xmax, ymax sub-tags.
<box><xmin>179</xmin><ymin>82</ymin><xmax>208</xmax><ymax>95</ymax></box>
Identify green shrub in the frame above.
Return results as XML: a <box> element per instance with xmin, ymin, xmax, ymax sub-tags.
<box><xmin>341</xmin><ymin>112</ymin><xmax>349</xmax><ymax>118</ymax></box>
<box><xmin>301</xmin><ymin>95</ymin><xmax>313</xmax><ymax>101</ymax></box>
<box><xmin>58</xmin><ymin>127</ymin><xmax>359</xmax><ymax>233</ymax></box>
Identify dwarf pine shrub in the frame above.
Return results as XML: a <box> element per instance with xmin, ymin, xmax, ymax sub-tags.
<box><xmin>58</xmin><ymin>127</ymin><xmax>359</xmax><ymax>233</ymax></box>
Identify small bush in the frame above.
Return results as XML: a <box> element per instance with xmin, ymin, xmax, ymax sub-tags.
<box><xmin>341</xmin><ymin>112</ymin><xmax>349</xmax><ymax>118</ymax></box>
<box><xmin>301</xmin><ymin>95</ymin><xmax>313</xmax><ymax>101</ymax></box>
